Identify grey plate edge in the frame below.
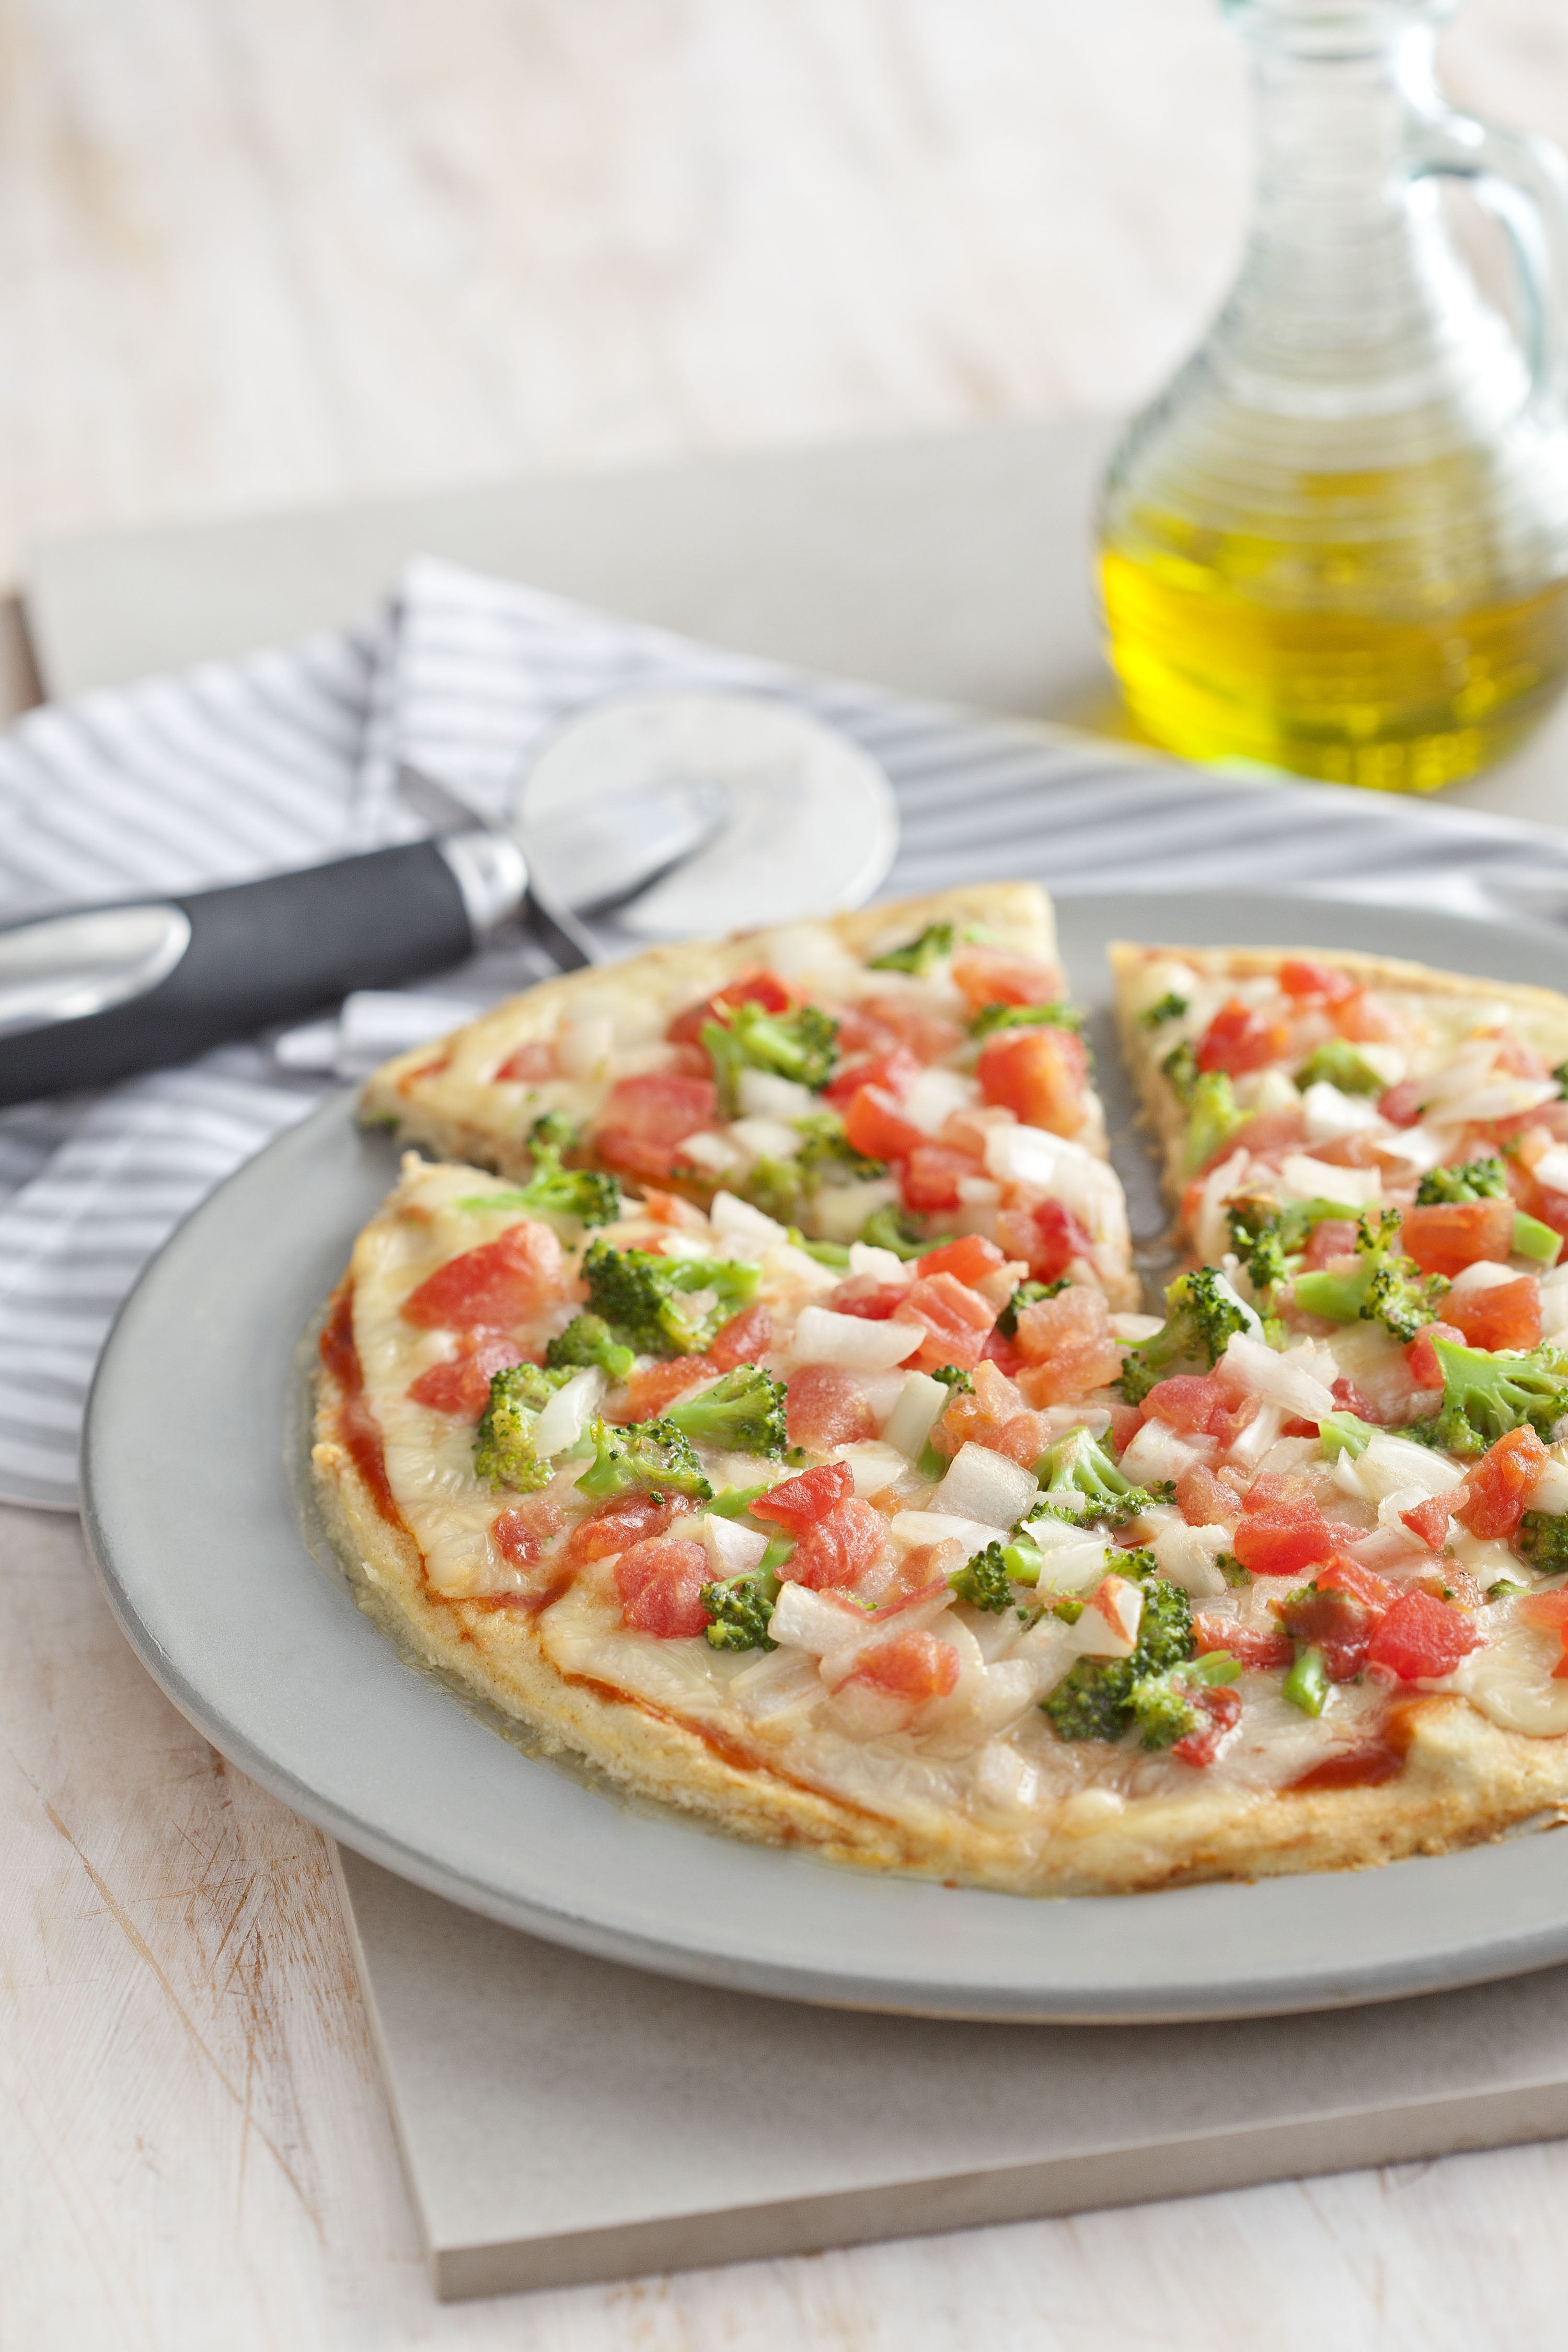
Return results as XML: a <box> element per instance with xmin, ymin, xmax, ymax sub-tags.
<box><xmin>75</xmin><ymin>885</ymin><xmax>1568</xmax><ymax>2024</ymax></box>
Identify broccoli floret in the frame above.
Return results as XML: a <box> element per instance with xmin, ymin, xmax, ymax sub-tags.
<box><xmin>1410</xmin><ymin>1338</ymin><xmax>1568</xmax><ymax>1458</ymax></box>
<box><xmin>1162</xmin><ymin>1039</ymin><xmax>1200</xmax><ymax>1104</ymax></box>
<box><xmin>948</xmin><ymin>1542</ymin><xmax>1017</xmax><ymax>1612</ymax></box>
<box><xmin>1185</xmin><ymin>1069</ymin><xmax>1244</xmax><ymax>1174</ymax></box>
<box><xmin>736</xmin><ymin>1156</ymin><xmax>803</xmax><ymax>1224</ymax></box>
<box><xmin>1043</xmin><ymin>1576</ymin><xmax>1195</xmax><ymax>1744</ymax></box>
<box><xmin>1138</xmin><ymin>990</ymin><xmax>1189</xmax><ymax>1030</ymax></box>
<box><xmin>461</xmin><ymin>1113</ymin><xmax>621</xmax><ymax>1228</ymax></box>
<box><xmin>868</xmin><ymin>922</ymin><xmax>954</xmax><ymax>976</ymax></box>
<box><xmin>930</xmin><ymin>1364</ymin><xmax>973</xmax><ymax>1393</ymax></box>
<box><xmin>665</xmin><ymin>1366</ymin><xmax>790</xmax><ymax>1457</ymax></box>
<box><xmin>1517</xmin><ymin>1512</ymin><xmax>1568</xmax><ymax>1573</ymax></box>
<box><xmin>545</xmin><ymin>1313</ymin><xmax>636</xmax><ymax>1382</ymax></box>
<box><xmin>580</xmin><ymin>1239</ymin><xmax>761</xmax><ymax>1357</ymax></box>
<box><xmin>1415</xmin><ymin>1156</ymin><xmax>1509</xmax><ymax>1205</ymax></box>
<box><xmin>1117</xmin><ymin>1265</ymin><xmax>1260</xmax><ymax>1406</ymax></box>
<box><xmin>793</xmin><ymin>1111</ymin><xmax>887</xmax><ymax>1186</ymax></box>
<box><xmin>1295</xmin><ymin>1038</ymin><xmax>1384</xmax><ymax>1095</ymax></box>
<box><xmin>574</xmin><ymin>1415</ymin><xmax>714</xmax><ymax>1503</ymax></box>
<box><xmin>969</xmin><ymin>1000</ymin><xmax>1086</xmax><ymax>1043</ymax></box>
<box><xmin>700</xmin><ymin>1566</ymin><xmax>780</xmax><ymax>1652</ymax></box>
<box><xmin>1292</xmin><ymin>1208</ymin><xmax>1448</xmax><ymax>1342</ymax></box>
<box><xmin>472</xmin><ymin>1362</ymin><xmax>574</xmax><ymax>1491</ymax></box>
<box><xmin>700</xmin><ymin>1000</ymin><xmax>838</xmax><ymax>1105</ymax></box>
<box><xmin>858</xmin><ymin>1205</ymin><xmax>933</xmax><ymax>1260</ymax></box>
<box><xmin>1034</xmin><ymin>1425</ymin><xmax>1159</xmax><ymax>1524</ymax></box>
<box><xmin>1318</xmin><ymin>1409</ymin><xmax>1381</xmax><ymax>1460</ymax></box>
<box><xmin>997</xmin><ymin>1277</ymin><xmax>1068</xmax><ymax>1337</ymax></box>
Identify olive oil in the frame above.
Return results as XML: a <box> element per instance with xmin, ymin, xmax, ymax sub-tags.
<box><xmin>1100</xmin><ymin>533</ymin><xmax>1568</xmax><ymax>793</ymax></box>
<box><xmin>1094</xmin><ymin>0</ymin><xmax>1568</xmax><ymax>795</ymax></box>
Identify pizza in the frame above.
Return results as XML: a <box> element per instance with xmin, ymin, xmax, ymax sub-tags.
<box><xmin>310</xmin><ymin>891</ymin><xmax>1568</xmax><ymax>1896</ymax></box>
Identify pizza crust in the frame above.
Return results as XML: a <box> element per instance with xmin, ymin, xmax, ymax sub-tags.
<box><xmin>313</xmin><ymin>1317</ymin><xmax>1568</xmax><ymax>1898</ymax></box>
<box><xmin>1109</xmin><ymin>939</ymin><xmax>1568</xmax><ymax>1210</ymax></box>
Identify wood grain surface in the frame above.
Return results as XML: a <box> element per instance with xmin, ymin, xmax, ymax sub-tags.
<box><xmin>7</xmin><ymin>0</ymin><xmax>1568</xmax><ymax>2343</ymax></box>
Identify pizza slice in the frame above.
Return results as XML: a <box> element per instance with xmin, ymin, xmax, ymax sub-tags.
<box><xmin>365</xmin><ymin>883</ymin><xmax>1138</xmax><ymax>1309</ymax></box>
<box><xmin>1111</xmin><ymin>941</ymin><xmax>1568</xmax><ymax>1274</ymax></box>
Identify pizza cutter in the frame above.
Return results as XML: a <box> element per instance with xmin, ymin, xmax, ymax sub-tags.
<box><xmin>0</xmin><ymin>692</ymin><xmax>898</xmax><ymax>1106</ymax></box>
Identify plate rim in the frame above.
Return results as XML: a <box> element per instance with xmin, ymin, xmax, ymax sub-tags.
<box><xmin>79</xmin><ymin>885</ymin><xmax>1568</xmax><ymax>2023</ymax></box>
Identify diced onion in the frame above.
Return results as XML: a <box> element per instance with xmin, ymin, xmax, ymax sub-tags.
<box><xmin>981</xmin><ymin>1124</ymin><xmax>1124</xmax><ymax>1241</ymax></box>
<box><xmin>1018</xmin><ymin>1527</ymin><xmax>1108</xmax><ymax>1593</ymax></box>
<box><xmin>1352</xmin><ymin>1434</ymin><xmax>1466</xmax><ymax>1501</ymax></box>
<box><xmin>1220</xmin><ymin>1332</ymin><xmax>1336</xmax><ymax>1422</ymax></box>
<box><xmin>1225</xmin><ymin>1404</ymin><xmax>1284</xmax><ymax>1473</ymax></box>
<box><xmin>792</xmin><ymin>1306</ymin><xmax>925</xmax><ymax>1370</ymax></box>
<box><xmin>881</xmin><ymin>1369</ymin><xmax>951</xmax><ymax>1460</ymax></box>
<box><xmin>833</xmin><ymin>1440</ymin><xmax>911</xmax><ymax>1496</ymax></box>
<box><xmin>702</xmin><ymin>1515</ymin><xmax>770</xmax><ymax>1575</ymax></box>
<box><xmin>710</xmin><ymin>1190</ymin><xmax>790</xmax><ymax>1246</ymax></box>
<box><xmin>890</xmin><ymin>1509</ymin><xmax>1002</xmax><ymax>1558</ymax></box>
<box><xmin>1062</xmin><ymin>1574</ymin><xmax>1142</xmax><ymax>1658</ymax></box>
<box><xmin>901</xmin><ymin>1066</ymin><xmax>976</xmax><ymax>1135</ymax></box>
<box><xmin>1530</xmin><ymin>1450</ymin><xmax>1568</xmax><ymax>1513</ymax></box>
<box><xmin>768</xmin><ymin>1583</ymin><xmax>868</xmax><ymax>1654</ymax></box>
<box><xmin>533</xmin><ymin>1368</ymin><xmax>604</xmax><ymax>1458</ymax></box>
<box><xmin>1301</xmin><ymin>1081</ymin><xmax>1385</xmax><ymax>1143</ymax></box>
<box><xmin>848</xmin><ymin>1241</ymin><xmax>910</xmax><ymax>1283</ymax></box>
<box><xmin>1449</xmin><ymin>1259</ymin><xmax>1519</xmax><ymax>1293</ymax></box>
<box><xmin>736</xmin><ymin>1068</ymin><xmax>817</xmax><ymax>1120</ymax></box>
<box><xmin>1119</xmin><ymin>1418</ymin><xmax>1207</xmax><ymax>1482</ymax></box>
<box><xmin>1536</xmin><ymin>1147</ymin><xmax>1568</xmax><ymax>1195</ymax></box>
<box><xmin>1149</xmin><ymin>1518</ymin><xmax>1231</xmax><ymax>1599</ymax></box>
<box><xmin>678</xmin><ymin>1131</ymin><xmax>744</xmax><ymax>1173</ymax></box>
<box><xmin>931</xmin><ymin>1442</ymin><xmax>1039</xmax><ymax>1529</ymax></box>
<box><xmin>730</xmin><ymin>1116</ymin><xmax>804</xmax><ymax>1162</ymax></box>
<box><xmin>1278</xmin><ymin>1154</ymin><xmax>1383</xmax><ymax>1206</ymax></box>
<box><xmin>1111</xmin><ymin>1312</ymin><xmax>1163</xmax><ymax>1343</ymax></box>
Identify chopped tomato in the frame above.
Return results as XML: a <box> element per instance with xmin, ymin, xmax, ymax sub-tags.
<box><xmin>934</xmin><ymin>1358</ymin><xmax>1053</xmax><ymax>1469</ymax></box>
<box><xmin>996</xmin><ymin>1197</ymin><xmax>1097</xmax><ymax>1283</ymax></box>
<box><xmin>1401</xmin><ymin>1197</ymin><xmax>1517</xmax><ymax>1278</ymax></box>
<box><xmin>897</xmin><ymin>1273</ymin><xmax>997</xmax><ymax>1371</ymax></box>
<box><xmin>708</xmin><ymin>1300</ymin><xmax>773</xmax><ymax>1369</ymax></box>
<box><xmin>406</xmin><ymin>1334</ymin><xmax>524</xmax><ymax>1418</ymax></box>
<box><xmin>1226</xmin><ymin>1104</ymin><xmax>1308</xmax><ymax>1167</ymax></box>
<box><xmin>1399</xmin><ymin>1494</ymin><xmax>1454</xmax><ymax>1550</ymax></box>
<box><xmin>1233</xmin><ymin>1485</ymin><xmax>1338</xmax><ymax>1578</ymax></box>
<box><xmin>752</xmin><ymin>1459</ymin><xmax>855</xmax><ymax>1531</ymax></box>
<box><xmin>1518</xmin><ymin>1589</ymin><xmax>1568</xmax><ymax>1677</ymax></box>
<box><xmin>1012</xmin><ymin>1284</ymin><xmax>1121</xmax><ymax>1405</ymax></box>
<box><xmin>400</xmin><ymin>1221</ymin><xmax>563</xmax><ymax>1332</ymax></box>
<box><xmin>1278</xmin><ymin>1582</ymin><xmax>1380</xmax><ymax>1679</ymax></box>
<box><xmin>613</xmin><ymin>1357</ymin><xmax>714</xmax><ymax>1420</ymax></box>
<box><xmin>980</xmin><ymin>1325</ymin><xmax>1027</xmax><ymax>1381</ymax></box>
<box><xmin>901</xmin><ymin>1143</ymin><xmax>978</xmax><ymax>1213</ymax></box>
<box><xmin>976</xmin><ymin>1028</ymin><xmax>1087</xmax><ymax>1135</ymax></box>
<box><xmin>665</xmin><ymin>970</ymin><xmax>792</xmax><ymax>1045</ymax></box>
<box><xmin>841</xmin><ymin>1083</ymin><xmax>927</xmax><ymax>1162</ymax></box>
<box><xmin>615</xmin><ymin>1536</ymin><xmax>711</xmax><ymax>1638</ymax></box>
<box><xmin>1172</xmin><ymin>1682</ymin><xmax>1242</xmax><ymax>1767</ymax></box>
<box><xmin>784</xmin><ymin>1496</ymin><xmax>887</xmax><ymax>1591</ymax></box>
<box><xmin>849</xmin><ymin>1629</ymin><xmax>961</xmax><ymax>1699</ymax></box>
<box><xmin>1365</xmin><ymin>1589</ymin><xmax>1481</xmax><ymax>1680</ymax></box>
<box><xmin>1143</xmin><ymin>1373</ymin><xmax>1237</xmax><ymax>1440</ymax></box>
<box><xmin>917</xmin><ymin>1234</ymin><xmax>1006</xmax><ymax>1286</ymax></box>
<box><xmin>1445</xmin><ymin>1275</ymin><xmax>1542</xmax><ymax>1353</ymax></box>
<box><xmin>568</xmin><ymin>1492</ymin><xmax>671</xmax><ymax>1562</ymax></box>
<box><xmin>1176</xmin><ymin>1463</ymin><xmax>1240</xmax><ymax>1526</ymax></box>
<box><xmin>826</xmin><ymin>1275</ymin><xmax>910</xmax><ymax>1320</ymax></box>
<box><xmin>856</xmin><ymin>991</ymin><xmax>966</xmax><ymax>1066</ymax></box>
<box><xmin>1279</xmin><ymin>959</ymin><xmax>1356</xmax><ymax>1004</ymax></box>
<box><xmin>1457</xmin><ymin>1425</ymin><xmax>1550</xmax><ymax>1540</ymax></box>
<box><xmin>1195</xmin><ymin>997</ymin><xmax>1292</xmax><ymax>1077</ymax></box>
<box><xmin>494</xmin><ymin>1039</ymin><xmax>557</xmax><ymax>1082</ymax></box>
<box><xmin>1328</xmin><ymin>1374</ymin><xmax>1381</xmax><ymax>1422</ymax></box>
<box><xmin>1315</xmin><ymin>1556</ymin><xmax>1396</xmax><ymax>1611</ymax></box>
<box><xmin>491</xmin><ymin>1492</ymin><xmax>565</xmax><ymax>1567</ymax></box>
<box><xmin>1405</xmin><ymin>1319</ymin><xmax>1465</xmax><ymax>1389</ymax></box>
<box><xmin>1490</xmin><ymin>1029</ymin><xmax>1549</xmax><ymax>1081</ymax></box>
<box><xmin>824</xmin><ymin>1045</ymin><xmax>920</xmax><ymax>1108</ymax></box>
<box><xmin>1536</xmin><ymin>1183</ymin><xmax>1568</xmax><ymax>1241</ymax></box>
<box><xmin>1331</xmin><ymin>988</ymin><xmax>1399</xmax><ymax>1043</ymax></box>
<box><xmin>594</xmin><ymin>1071</ymin><xmax>718</xmax><ymax>1180</ymax></box>
<box><xmin>1192</xmin><ymin>1616</ymin><xmax>1295</xmax><ymax>1671</ymax></box>
<box><xmin>1378</xmin><ymin>1079</ymin><xmax>1424</xmax><ymax>1128</ymax></box>
<box><xmin>1302</xmin><ymin>1220</ymin><xmax>1361</xmax><ymax>1270</ymax></box>
<box><xmin>950</xmin><ymin>944</ymin><xmax>1063</xmax><ymax>1011</ymax></box>
<box><xmin>784</xmin><ymin>1366</ymin><xmax>879</xmax><ymax>1451</ymax></box>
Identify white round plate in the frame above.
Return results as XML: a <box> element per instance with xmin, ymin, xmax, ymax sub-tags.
<box><xmin>81</xmin><ymin>891</ymin><xmax>1568</xmax><ymax>2022</ymax></box>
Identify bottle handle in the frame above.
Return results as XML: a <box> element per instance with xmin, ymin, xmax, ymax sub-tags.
<box><xmin>1411</xmin><ymin>101</ymin><xmax>1568</xmax><ymax>415</ymax></box>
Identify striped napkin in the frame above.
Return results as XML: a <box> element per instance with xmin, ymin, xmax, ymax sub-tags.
<box><xmin>5</xmin><ymin>552</ymin><xmax>1568</xmax><ymax>1513</ymax></box>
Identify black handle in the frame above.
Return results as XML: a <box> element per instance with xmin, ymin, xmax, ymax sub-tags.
<box><xmin>0</xmin><ymin>839</ymin><xmax>477</xmax><ymax>1108</ymax></box>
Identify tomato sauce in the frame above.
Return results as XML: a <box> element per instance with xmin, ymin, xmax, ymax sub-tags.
<box><xmin>319</xmin><ymin>1288</ymin><xmax>404</xmax><ymax>1529</ymax></box>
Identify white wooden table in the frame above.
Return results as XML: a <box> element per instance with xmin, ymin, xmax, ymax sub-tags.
<box><xmin>8</xmin><ymin>2</ymin><xmax>1568</xmax><ymax>2342</ymax></box>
